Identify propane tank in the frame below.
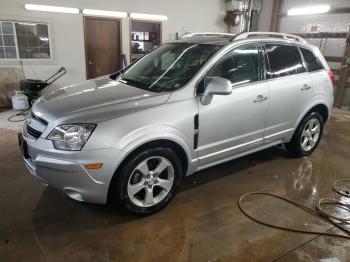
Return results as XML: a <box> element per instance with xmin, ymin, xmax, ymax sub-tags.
<box><xmin>12</xmin><ymin>90</ymin><xmax>29</xmax><ymax>111</ymax></box>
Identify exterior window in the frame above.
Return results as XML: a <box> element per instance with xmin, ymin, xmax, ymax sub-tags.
<box><xmin>0</xmin><ymin>21</ymin><xmax>51</xmax><ymax>60</ymax></box>
<box><xmin>299</xmin><ymin>47</ymin><xmax>324</xmax><ymax>72</ymax></box>
<box><xmin>265</xmin><ymin>44</ymin><xmax>305</xmax><ymax>78</ymax></box>
<box><xmin>0</xmin><ymin>22</ymin><xmax>16</xmax><ymax>59</ymax></box>
<box><xmin>205</xmin><ymin>44</ymin><xmax>261</xmax><ymax>87</ymax></box>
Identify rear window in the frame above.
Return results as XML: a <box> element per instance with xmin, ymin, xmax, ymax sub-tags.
<box><xmin>299</xmin><ymin>47</ymin><xmax>324</xmax><ymax>72</ymax></box>
<box><xmin>265</xmin><ymin>44</ymin><xmax>306</xmax><ymax>78</ymax></box>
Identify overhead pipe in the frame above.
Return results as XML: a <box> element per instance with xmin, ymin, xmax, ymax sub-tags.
<box><xmin>245</xmin><ymin>0</ymin><xmax>253</xmax><ymax>32</ymax></box>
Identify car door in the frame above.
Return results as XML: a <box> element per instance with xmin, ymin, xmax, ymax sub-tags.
<box><xmin>299</xmin><ymin>46</ymin><xmax>326</xmax><ymax>108</ymax></box>
<box><xmin>197</xmin><ymin>44</ymin><xmax>269</xmax><ymax>167</ymax></box>
<box><xmin>263</xmin><ymin>43</ymin><xmax>311</xmax><ymax>144</ymax></box>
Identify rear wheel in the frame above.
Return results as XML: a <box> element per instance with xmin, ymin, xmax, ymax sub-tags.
<box><xmin>112</xmin><ymin>147</ymin><xmax>183</xmax><ymax>215</ymax></box>
<box><xmin>286</xmin><ymin>112</ymin><xmax>324</xmax><ymax>157</ymax></box>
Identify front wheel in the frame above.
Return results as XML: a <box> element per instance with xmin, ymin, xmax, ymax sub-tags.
<box><xmin>286</xmin><ymin>112</ymin><xmax>324</xmax><ymax>157</ymax></box>
<box><xmin>111</xmin><ymin>147</ymin><xmax>183</xmax><ymax>215</ymax></box>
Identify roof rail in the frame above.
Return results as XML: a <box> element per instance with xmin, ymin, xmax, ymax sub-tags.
<box><xmin>233</xmin><ymin>32</ymin><xmax>307</xmax><ymax>44</ymax></box>
<box><xmin>180</xmin><ymin>32</ymin><xmax>236</xmax><ymax>39</ymax></box>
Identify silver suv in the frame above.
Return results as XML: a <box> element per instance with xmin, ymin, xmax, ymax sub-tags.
<box><xmin>20</xmin><ymin>32</ymin><xmax>334</xmax><ymax>215</ymax></box>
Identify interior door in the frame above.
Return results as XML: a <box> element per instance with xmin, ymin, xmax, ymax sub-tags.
<box><xmin>197</xmin><ymin>44</ymin><xmax>269</xmax><ymax>167</ymax></box>
<box><xmin>130</xmin><ymin>20</ymin><xmax>161</xmax><ymax>63</ymax></box>
<box><xmin>84</xmin><ymin>17</ymin><xmax>122</xmax><ymax>79</ymax></box>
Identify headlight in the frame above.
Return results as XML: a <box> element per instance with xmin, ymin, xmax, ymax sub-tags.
<box><xmin>47</xmin><ymin>124</ymin><xmax>96</xmax><ymax>151</ymax></box>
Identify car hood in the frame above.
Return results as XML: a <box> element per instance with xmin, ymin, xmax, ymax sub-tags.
<box><xmin>32</xmin><ymin>75</ymin><xmax>171</xmax><ymax>123</ymax></box>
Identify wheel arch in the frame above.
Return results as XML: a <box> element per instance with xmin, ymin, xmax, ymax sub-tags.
<box><xmin>309</xmin><ymin>104</ymin><xmax>329</xmax><ymax>122</ymax></box>
<box><xmin>295</xmin><ymin>102</ymin><xmax>329</xmax><ymax>130</ymax></box>
<box><xmin>107</xmin><ymin>138</ymin><xmax>190</xmax><ymax>204</ymax></box>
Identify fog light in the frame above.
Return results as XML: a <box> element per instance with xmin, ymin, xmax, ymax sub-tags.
<box><xmin>63</xmin><ymin>188</ymin><xmax>84</xmax><ymax>202</ymax></box>
<box><xmin>85</xmin><ymin>163</ymin><xmax>103</xmax><ymax>169</ymax></box>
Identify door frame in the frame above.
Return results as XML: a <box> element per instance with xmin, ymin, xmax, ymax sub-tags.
<box><xmin>83</xmin><ymin>16</ymin><xmax>123</xmax><ymax>79</ymax></box>
<box><xmin>129</xmin><ymin>19</ymin><xmax>162</xmax><ymax>63</ymax></box>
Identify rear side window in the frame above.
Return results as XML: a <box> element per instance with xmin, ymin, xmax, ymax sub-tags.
<box><xmin>299</xmin><ymin>47</ymin><xmax>324</xmax><ymax>72</ymax></box>
<box><xmin>265</xmin><ymin>44</ymin><xmax>306</xmax><ymax>78</ymax></box>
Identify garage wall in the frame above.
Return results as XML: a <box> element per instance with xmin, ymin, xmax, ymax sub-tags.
<box><xmin>279</xmin><ymin>0</ymin><xmax>350</xmax><ymax>33</ymax></box>
<box><xmin>258</xmin><ymin>0</ymin><xmax>350</xmax><ymax>33</ymax></box>
<box><xmin>257</xmin><ymin>0</ymin><xmax>350</xmax><ymax>105</ymax></box>
<box><xmin>0</xmin><ymin>0</ymin><xmax>226</xmax><ymax>90</ymax></box>
<box><xmin>257</xmin><ymin>0</ymin><xmax>350</xmax><ymax>59</ymax></box>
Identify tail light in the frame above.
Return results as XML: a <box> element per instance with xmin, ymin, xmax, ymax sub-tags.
<box><xmin>327</xmin><ymin>70</ymin><xmax>336</xmax><ymax>86</ymax></box>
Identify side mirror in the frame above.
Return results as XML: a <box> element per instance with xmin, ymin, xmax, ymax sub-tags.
<box><xmin>200</xmin><ymin>77</ymin><xmax>232</xmax><ymax>105</ymax></box>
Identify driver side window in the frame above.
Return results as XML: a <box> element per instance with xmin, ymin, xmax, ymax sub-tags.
<box><xmin>200</xmin><ymin>44</ymin><xmax>261</xmax><ymax>92</ymax></box>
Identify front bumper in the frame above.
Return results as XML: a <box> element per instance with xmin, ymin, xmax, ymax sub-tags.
<box><xmin>20</xmin><ymin>133</ymin><xmax>123</xmax><ymax>204</ymax></box>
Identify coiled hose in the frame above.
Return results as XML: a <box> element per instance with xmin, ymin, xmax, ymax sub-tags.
<box><xmin>7</xmin><ymin>110</ymin><xmax>28</xmax><ymax>122</ymax></box>
<box><xmin>238</xmin><ymin>179</ymin><xmax>350</xmax><ymax>239</ymax></box>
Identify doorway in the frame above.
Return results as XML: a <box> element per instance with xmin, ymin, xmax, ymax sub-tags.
<box><xmin>84</xmin><ymin>17</ymin><xmax>122</xmax><ymax>79</ymax></box>
<box><xmin>130</xmin><ymin>20</ymin><xmax>161</xmax><ymax>63</ymax></box>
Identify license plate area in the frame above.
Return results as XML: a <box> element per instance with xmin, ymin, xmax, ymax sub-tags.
<box><xmin>18</xmin><ymin>133</ymin><xmax>30</xmax><ymax>159</ymax></box>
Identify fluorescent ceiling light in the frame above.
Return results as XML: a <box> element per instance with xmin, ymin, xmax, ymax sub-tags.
<box><xmin>16</xmin><ymin>22</ymin><xmax>39</xmax><ymax>26</ymax></box>
<box><xmin>82</xmin><ymin>9</ymin><xmax>127</xmax><ymax>18</ymax></box>
<box><xmin>24</xmin><ymin>4</ymin><xmax>79</xmax><ymax>14</ymax></box>
<box><xmin>130</xmin><ymin>13</ymin><xmax>167</xmax><ymax>21</ymax></box>
<box><xmin>287</xmin><ymin>5</ymin><xmax>330</xmax><ymax>16</ymax></box>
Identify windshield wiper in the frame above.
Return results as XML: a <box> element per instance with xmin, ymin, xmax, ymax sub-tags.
<box><xmin>119</xmin><ymin>77</ymin><xmax>147</xmax><ymax>89</ymax></box>
<box><xmin>110</xmin><ymin>70</ymin><xmax>123</xmax><ymax>80</ymax></box>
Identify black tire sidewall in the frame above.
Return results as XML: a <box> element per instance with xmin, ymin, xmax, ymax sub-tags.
<box><xmin>114</xmin><ymin>147</ymin><xmax>183</xmax><ymax>215</ymax></box>
<box><xmin>295</xmin><ymin>112</ymin><xmax>324</xmax><ymax>156</ymax></box>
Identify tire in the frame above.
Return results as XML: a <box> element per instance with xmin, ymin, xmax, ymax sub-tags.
<box><xmin>111</xmin><ymin>147</ymin><xmax>183</xmax><ymax>215</ymax></box>
<box><xmin>286</xmin><ymin>111</ymin><xmax>324</xmax><ymax>157</ymax></box>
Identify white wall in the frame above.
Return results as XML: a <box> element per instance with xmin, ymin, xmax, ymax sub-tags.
<box><xmin>257</xmin><ymin>0</ymin><xmax>274</xmax><ymax>32</ymax></box>
<box><xmin>0</xmin><ymin>0</ymin><xmax>226</xmax><ymax>89</ymax></box>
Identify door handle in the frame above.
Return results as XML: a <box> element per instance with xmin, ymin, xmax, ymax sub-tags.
<box><xmin>301</xmin><ymin>84</ymin><xmax>311</xmax><ymax>91</ymax></box>
<box><xmin>254</xmin><ymin>95</ymin><xmax>268</xmax><ymax>103</ymax></box>
<box><xmin>88</xmin><ymin>61</ymin><xmax>94</xmax><ymax>65</ymax></box>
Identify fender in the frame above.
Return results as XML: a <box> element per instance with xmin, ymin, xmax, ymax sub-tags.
<box><xmin>294</xmin><ymin>94</ymin><xmax>331</xmax><ymax>130</ymax></box>
<box><xmin>113</xmin><ymin>125</ymin><xmax>197</xmax><ymax>176</ymax></box>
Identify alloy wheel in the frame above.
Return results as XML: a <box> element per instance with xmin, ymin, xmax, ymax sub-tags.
<box><xmin>127</xmin><ymin>156</ymin><xmax>175</xmax><ymax>207</ymax></box>
<box><xmin>300</xmin><ymin>118</ymin><xmax>321</xmax><ymax>152</ymax></box>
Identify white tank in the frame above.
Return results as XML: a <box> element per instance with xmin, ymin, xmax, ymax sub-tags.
<box><xmin>12</xmin><ymin>90</ymin><xmax>29</xmax><ymax>111</ymax></box>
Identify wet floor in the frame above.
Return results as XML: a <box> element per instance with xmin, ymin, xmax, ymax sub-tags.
<box><xmin>1</xmin><ymin>109</ymin><xmax>350</xmax><ymax>261</ymax></box>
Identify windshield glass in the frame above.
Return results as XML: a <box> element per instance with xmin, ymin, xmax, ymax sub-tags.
<box><xmin>115</xmin><ymin>43</ymin><xmax>221</xmax><ymax>92</ymax></box>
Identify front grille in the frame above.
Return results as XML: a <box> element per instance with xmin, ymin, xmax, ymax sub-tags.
<box><xmin>26</xmin><ymin>125</ymin><xmax>42</xmax><ymax>139</ymax></box>
<box><xmin>31</xmin><ymin>111</ymin><xmax>48</xmax><ymax>125</ymax></box>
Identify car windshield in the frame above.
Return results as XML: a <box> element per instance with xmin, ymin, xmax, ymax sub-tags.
<box><xmin>111</xmin><ymin>43</ymin><xmax>221</xmax><ymax>92</ymax></box>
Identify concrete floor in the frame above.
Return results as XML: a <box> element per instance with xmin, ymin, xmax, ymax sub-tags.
<box><xmin>0</xmin><ymin>109</ymin><xmax>25</xmax><ymax>131</ymax></box>
<box><xmin>0</xmin><ymin>109</ymin><xmax>350</xmax><ymax>261</ymax></box>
